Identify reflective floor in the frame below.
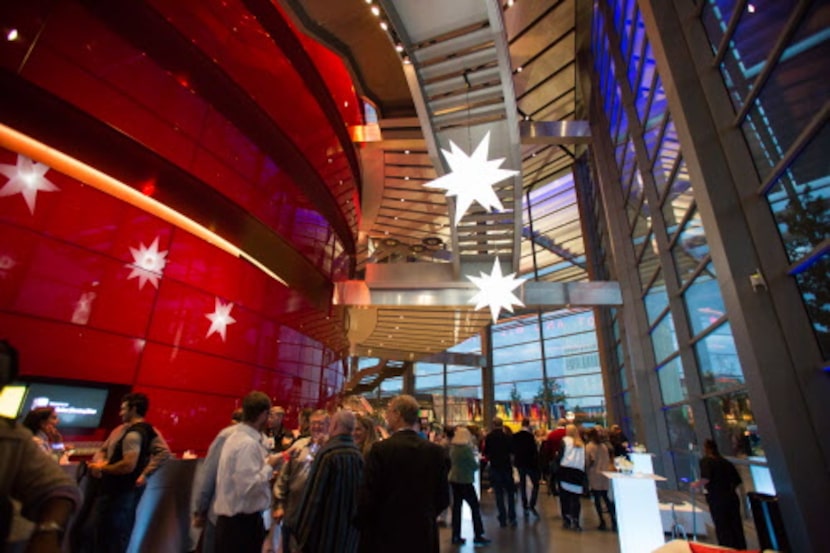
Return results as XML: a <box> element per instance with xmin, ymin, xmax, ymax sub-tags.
<box><xmin>438</xmin><ymin>488</ymin><xmax>620</xmax><ymax>553</ymax></box>
<box><xmin>438</xmin><ymin>484</ymin><xmax>760</xmax><ymax>552</ymax></box>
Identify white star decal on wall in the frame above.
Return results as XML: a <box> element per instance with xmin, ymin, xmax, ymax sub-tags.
<box><xmin>467</xmin><ymin>258</ymin><xmax>527</xmax><ymax>323</ymax></box>
<box><xmin>126</xmin><ymin>237</ymin><xmax>168</xmax><ymax>289</ymax></box>
<box><xmin>0</xmin><ymin>154</ymin><xmax>60</xmax><ymax>214</ymax></box>
<box><xmin>424</xmin><ymin>131</ymin><xmax>518</xmax><ymax>225</ymax></box>
<box><xmin>205</xmin><ymin>297</ymin><xmax>236</xmax><ymax>341</ymax></box>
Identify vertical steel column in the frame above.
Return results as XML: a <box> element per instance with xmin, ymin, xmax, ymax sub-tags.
<box><xmin>482</xmin><ymin>325</ymin><xmax>495</xmax><ymax>428</ymax></box>
<box><xmin>597</xmin><ymin>0</ymin><xmax>708</xmax><ymax>468</ymax></box>
<box><xmin>588</xmin><ymin>90</ymin><xmax>672</xmax><ymax>480</ymax></box>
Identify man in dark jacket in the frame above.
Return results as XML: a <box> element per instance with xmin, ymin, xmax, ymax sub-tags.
<box><xmin>356</xmin><ymin>395</ymin><xmax>449</xmax><ymax>553</ymax></box>
<box><xmin>512</xmin><ymin>418</ymin><xmax>540</xmax><ymax>517</ymax></box>
<box><xmin>484</xmin><ymin>416</ymin><xmax>516</xmax><ymax>527</ymax></box>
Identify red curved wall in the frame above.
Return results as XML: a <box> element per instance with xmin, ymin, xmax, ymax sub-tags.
<box><xmin>0</xmin><ymin>0</ymin><xmax>361</xmax><ymax>452</ymax></box>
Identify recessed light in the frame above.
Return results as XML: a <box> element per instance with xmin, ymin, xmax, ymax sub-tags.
<box><xmin>7</xmin><ymin>29</ymin><xmax>19</xmax><ymax>42</ymax></box>
<box><xmin>371</xmin><ymin>5</ymin><xmax>380</xmax><ymax>16</ymax></box>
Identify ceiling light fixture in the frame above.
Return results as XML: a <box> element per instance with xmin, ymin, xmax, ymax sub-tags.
<box><xmin>371</xmin><ymin>5</ymin><xmax>380</xmax><ymax>16</ymax></box>
<box><xmin>6</xmin><ymin>29</ymin><xmax>19</xmax><ymax>42</ymax></box>
<box><xmin>423</xmin><ymin>131</ymin><xmax>518</xmax><ymax>225</ymax></box>
<box><xmin>467</xmin><ymin>257</ymin><xmax>527</xmax><ymax>323</ymax></box>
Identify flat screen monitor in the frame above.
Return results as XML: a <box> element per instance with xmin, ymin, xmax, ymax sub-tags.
<box><xmin>21</xmin><ymin>383</ymin><xmax>108</xmax><ymax>428</ymax></box>
<box><xmin>0</xmin><ymin>384</ymin><xmax>27</xmax><ymax>418</ymax></box>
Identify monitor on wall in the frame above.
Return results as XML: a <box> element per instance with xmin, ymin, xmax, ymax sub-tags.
<box><xmin>21</xmin><ymin>383</ymin><xmax>109</xmax><ymax>428</ymax></box>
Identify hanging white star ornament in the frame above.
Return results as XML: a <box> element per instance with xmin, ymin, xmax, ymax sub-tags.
<box><xmin>424</xmin><ymin>131</ymin><xmax>518</xmax><ymax>226</ymax></box>
<box><xmin>126</xmin><ymin>237</ymin><xmax>168</xmax><ymax>289</ymax></box>
<box><xmin>467</xmin><ymin>258</ymin><xmax>527</xmax><ymax>323</ymax></box>
<box><xmin>205</xmin><ymin>298</ymin><xmax>236</xmax><ymax>341</ymax></box>
<box><xmin>0</xmin><ymin>154</ymin><xmax>60</xmax><ymax>214</ymax></box>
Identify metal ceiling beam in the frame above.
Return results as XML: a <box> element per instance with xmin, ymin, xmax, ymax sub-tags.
<box><xmin>520</xmin><ymin>120</ymin><xmax>591</xmax><ymax>144</ymax></box>
<box><xmin>333</xmin><ymin>278</ymin><xmax>621</xmax><ymax>308</ymax></box>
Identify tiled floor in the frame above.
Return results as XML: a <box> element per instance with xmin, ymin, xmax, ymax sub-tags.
<box><xmin>438</xmin><ymin>485</ymin><xmax>759</xmax><ymax>552</ymax></box>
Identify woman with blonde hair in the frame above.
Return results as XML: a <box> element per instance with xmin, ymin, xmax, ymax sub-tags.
<box><xmin>353</xmin><ymin>413</ymin><xmax>378</xmax><ymax>458</ymax></box>
<box><xmin>558</xmin><ymin>424</ymin><xmax>586</xmax><ymax>530</ymax></box>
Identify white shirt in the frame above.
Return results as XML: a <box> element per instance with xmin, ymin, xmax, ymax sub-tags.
<box><xmin>560</xmin><ymin>436</ymin><xmax>586</xmax><ymax>470</ymax></box>
<box><xmin>213</xmin><ymin>423</ymin><xmax>272</xmax><ymax>516</ymax></box>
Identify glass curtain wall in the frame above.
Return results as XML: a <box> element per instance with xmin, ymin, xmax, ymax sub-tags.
<box><xmin>699</xmin><ymin>0</ymin><xmax>830</xmax><ymax>360</ymax></box>
<box><xmin>413</xmin><ymin>335</ymin><xmax>484</xmax><ymax>427</ymax></box>
<box><xmin>491</xmin><ymin>309</ymin><xmax>604</xmax><ymax>430</ymax></box>
<box><xmin>591</xmin><ymin>0</ymin><xmax>761</xmax><ymax>484</ymax></box>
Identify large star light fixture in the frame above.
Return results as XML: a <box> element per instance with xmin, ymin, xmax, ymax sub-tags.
<box><xmin>467</xmin><ymin>258</ymin><xmax>527</xmax><ymax>323</ymax></box>
<box><xmin>205</xmin><ymin>297</ymin><xmax>236</xmax><ymax>342</ymax></box>
<box><xmin>126</xmin><ymin>237</ymin><xmax>168</xmax><ymax>290</ymax></box>
<box><xmin>424</xmin><ymin>131</ymin><xmax>518</xmax><ymax>225</ymax></box>
<box><xmin>0</xmin><ymin>154</ymin><xmax>60</xmax><ymax>214</ymax></box>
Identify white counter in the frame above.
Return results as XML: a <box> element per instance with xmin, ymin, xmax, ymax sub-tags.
<box><xmin>604</xmin><ymin>471</ymin><xmax>667</xmax><ymax>553</ymax></box>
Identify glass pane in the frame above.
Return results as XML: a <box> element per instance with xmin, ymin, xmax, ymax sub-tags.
<box><xmin>719</xmin><ymin>1</ymin><xmax>799</xmax><ymax>115</ymax></box>
<box><xmin>653</xmin><ymin>119</ymin><xmax>680</xmax><ymax>200</ymax></box>
<box><xmin>379</xmin><ymin>376</ymin><xmax>403</xmax><ymax>396</ymax></box>
<box><xmin>766</xmin><ymin>133</ymin><xmax>830</xmax><ymax>263</ymax></box>
<box><xmin>493</xmin><ymin>341</ymin><xmax>542</xmax><ymax>366</ymax></box>
<box><xmin>632</xmin><ymin>49</ymin><xmax>658</xmax><ymax>124</ymax></box>
<box><xmin>540</xmin><ymin>309</ymin><xmax>596</xmax><ymax>338</ymax></box>
<box><xmin>619</xmin><ymin>363</ymin><xmax>628</xmax><ymax>390</ymax></box>
<box><xmin>739</xmin><ymin>2</ymin><xmax>830</xmax><ymax>176</ymax></box>
<box><xmin>672</xmin><ymin>207</ymin><xmax>708</xmax><ymax>286</ymax></box>
<box><xmin>684</xmin><ymin>264</ymin><xmax>726</xmax><ymax>336</ymax></box>
<box><xmin>705</xmin><ymin>390</ymin><xmax>762</xmax><ymax>457</ymax></box>
<box><xmin>492</xmin><ymin>315</ymin><xmax>540</xmax><ymax>348</ymax></box>
<box><xmin>793</xmin><ymin>254</ymin><xmax>830</xmax><ymax>359</ymax></box>
<box><xmin>696</xmin><ymin>322</ymin><xmax>746</xmax><ymax>394</ymax></box>
<box><xmin>635</xmin><ymin>44</ymin><xmax>656</xmax><ymax>124</ymax></box>
<box><xmin>701</xmin><ymin>1</ymin><xmax>741</xmax><ymax>57</ymax></box>
<box><xmin>494</xmin><ymin>359</ymin><xmax>545</xmax><ymax>383</ymax></box>
<box><xmin>448</xmin><ymin>333</ymin><xmax>482</xmax><ymax>354</ymax></box>
<box><xmin>627</xmin><ymin>15</ymin><xmax>647</xmax><ymax>91</ymax></box>
<box><xmin>620</xmin><ymin>0</ymin><xmax>639</xmax><ymax>62</ymax></box>
<box><xmin>645</xmin><ymin>74</ymin><xmax>667</xmax><ymax>154</ymax></box>
<box><xmin>447</xmin><ymin>368</ymin><xmax>481</xmax><ymax>389</ymax></box>
<box><xmin>415</xmin><ymin>362</ymin><xmax>443</xmax><ymax>376</ymax></box>
<box><xmin>644</xmin><ymin>270</ymin><xmax>669</xmax><ymax>326</ymax></box>
<box><xmin>416</xmin><ymin>373</ymin><xmax>443</xmax><ymax>390</ymax></box>
<box><xmin>619</xmin><ymin>138</ymin><xmax>637</xmax><ymax>194</ymax></box>
<box><xmin>638</xmin><ymin>232</ymin><xmax>660</xmax><ymax>293</ymax></box>
<box><xmin>651</xmin><ymin>312</ymin><xmax>679</xmax><ymax>363</ymax></box>
<box><xmin>665</xmin><ymin>403</ymin><xmax>696</xmax><ymax>451</ymax></box>
<box><xmin>671</xmin><ymin>450</ymin><xmax>698</xmax><ymax>489</ymax></box>
<box><xmin>559</xmin><ymin>374</ymin><xmax>605</xmax><ymax>406</ymax></box>
<box><xmin>494</xmin><ymin>379</ymin><xmax>542</xmax><ymax>403</ymax></box>
<box><xmin>657</xmin><ymin>356</ymin><xmax>688</xmax><ymax>405</ymax></box>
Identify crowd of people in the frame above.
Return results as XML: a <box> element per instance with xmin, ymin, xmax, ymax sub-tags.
<box><xmin>1</xmin><ymin>335</ymin><xmax>748</xmax><ymax>553</ymax></box>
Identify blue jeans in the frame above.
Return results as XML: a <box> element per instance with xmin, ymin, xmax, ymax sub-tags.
<box><xmin>488</xmin><ymin>467</ymin><xmax>516</xmax><ymax>524</ymax></box>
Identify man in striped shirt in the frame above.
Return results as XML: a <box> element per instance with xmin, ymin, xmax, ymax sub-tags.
<box><xmin>291</xmin><ymin>410</ymin><xmax>363</xmax><ymax>553</ymax></box>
